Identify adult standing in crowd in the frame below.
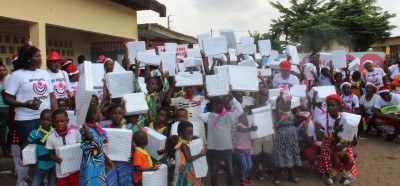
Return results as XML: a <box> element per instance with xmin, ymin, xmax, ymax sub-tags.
<box><xmin>3</xmin><ymin>45</ymin><xmax>57</xmax><ymax>147</ymax></box>
<box><xmin>0</xmin><ymin>62</ymin><xmax>11</xmax><ymax>157</ymax></box>
<box><xmin>46</xmin><ymin>52</ymin><xmax>71</xmax><ymax>100</ymax></box>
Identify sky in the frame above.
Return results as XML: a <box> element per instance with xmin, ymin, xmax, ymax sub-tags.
<box><xmin>137</xmin><ymin>0</ymin><xmax>400</xmax><ymax>39</ymax></box>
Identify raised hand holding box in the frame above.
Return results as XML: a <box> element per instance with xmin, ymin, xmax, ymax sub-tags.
<box><xmin>127</xmin><ymin>41</ymin><xmax>146</xmax><ymax>64</ymax></box>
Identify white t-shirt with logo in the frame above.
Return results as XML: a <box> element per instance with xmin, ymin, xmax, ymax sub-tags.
<box><xmin>359</xmin><ymin>94</ymin><xmax>378</xmax><ymax>115</ymax></box>
<box><xmin>5</xmin><ymin>69</ymin><xmax>54</xmax><ymax>120</ymax></box>
<box><xmin>272</xmin><ymin>74</ymin><xmax>300</xmax><ymax>88</ymax></box>
<box><xmin>341</xmin><ymin>94</ymin><xmax>359</xmax><ymax>113</ymax></box>
<box><xmin>362</xmin><ymin>68</ymin><xmax>386</xmax><ymax>89</ymax></box>
<box><xmin>317</xmin><ymin>113</ymin><xmax>342</xmax><ymax>137</ymax></box>
<box><xmin>69</xmin><ymin>81</ymin><xmax>78</xmax><ymax>97</ymax></box>
<box><xmin>47</xmin><ymin>69</ymin><xmax>71</xmax><ymax>99</ymax></box>
<box><xmin>373</xmin><ymin>93</ymin><xmax>400</xmax><ymax>109</ymax></box>
<box><xmin>389</xmin><ymin>64</ymin><xmax>400</xmax><ymax>80</ymax></box>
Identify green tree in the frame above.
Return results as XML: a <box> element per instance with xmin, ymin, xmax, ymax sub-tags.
<box><xmin>249</xmin><ymin>31</ymin><xmax>283</xmax><ymax>53</ymax></box>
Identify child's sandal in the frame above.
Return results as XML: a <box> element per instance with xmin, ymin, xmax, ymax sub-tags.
<box><xmin>341</xmin><ymin>179</ymin><xmax>351</xmax><ymax>186</ymax></box>
<box><xmin>325</xmin><ymin>178</ymin><xmax>334</xmax><ymax>185</ymax></box>
<box><xmin>290</xmin><ymin>177</ymin><xmax>301</xmax><ymax>184</ymax></box>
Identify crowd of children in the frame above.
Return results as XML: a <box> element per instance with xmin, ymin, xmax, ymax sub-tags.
<box><xmin>1</xmin><ymin>42</ymin><xmax>400</xmax><ymax>186</ymax></box>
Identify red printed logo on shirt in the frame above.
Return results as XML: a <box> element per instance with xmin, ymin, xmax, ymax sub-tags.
<box><xmin>32</xmin><ymin>81</ymin><xmax>47</xmax><ymax>96</ymax></box>
<box><xmin>54</xmin><ymin>83</ymin><xmax>66</xmax><ymax>97</ymax></box>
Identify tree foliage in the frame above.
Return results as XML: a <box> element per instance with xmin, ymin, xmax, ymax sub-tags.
<box><xmin>268</xmin><ymin>0</ymin><xmax>396</xmax><ymax>52</ymax></box>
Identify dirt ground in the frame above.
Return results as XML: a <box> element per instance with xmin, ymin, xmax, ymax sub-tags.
<box><xmin>1</xmin><ymin>132</ymin><xmax>400</xmax><ymax>186</ymax></box>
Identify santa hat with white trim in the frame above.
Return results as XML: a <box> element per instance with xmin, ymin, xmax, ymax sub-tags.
<box><xmin>66</xmin><ymin>65</ymin><xmax>79</xmax><ymax>76</ymax></box>
<box><xmin>378</xmin><ymin>86</ymin><xmax>390</xmax><ymax>94</ymax></box>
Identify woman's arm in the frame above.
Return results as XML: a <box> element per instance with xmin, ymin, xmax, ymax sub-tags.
<box><xmin>3</xmin><ymin>92</ymin><xmax>38</xmax><ymax>109</ymax></box>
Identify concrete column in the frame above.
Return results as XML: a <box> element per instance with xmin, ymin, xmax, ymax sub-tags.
<box><xmin>29</xmin><ymin>22</ymin><xmax>46</xmax><ymax>69</ymax></box>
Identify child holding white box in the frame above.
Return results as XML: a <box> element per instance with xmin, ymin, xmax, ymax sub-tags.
<box><xmin>26</xmin><ymin>109</ymin><xmax>56</xmax><ymax>186</ymax></box>
<box><xmin>46</xmin><ymin>109</ymin><xmax>81</xmax><ymax>186</ymax></box>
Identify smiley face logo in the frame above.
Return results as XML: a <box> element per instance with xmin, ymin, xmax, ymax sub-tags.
<box><xmin>32</xmin><ymin>81</ymin><xmax>47</xmax><ymax>96</ymax></box>
<box><xmin>54</xmin><ymin>83</ymin><xmax>66</xmax><ymax>97</ymax></box>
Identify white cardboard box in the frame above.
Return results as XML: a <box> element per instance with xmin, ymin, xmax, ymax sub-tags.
<box><xmin>91</xmin><ymin>63</ymin><xmax>105</xmax><ymax>88</ymax></box>
<box><xmin>190</xmin><ymin>139</ymin><xmax>208</xmax><ymax>178</ymax></box>
<box><xmin>228</xmin><ymin>66</ymin><xmax>259</xmax><ymax>92</ymax></box>
<box><xmin>206</xmin><ymin>74</ymin><xmax>230</xmax><ymax>97</ymax></box>
<box><xmin>170</xmin><ymin>121</ymin><xmax>200</xmax><ymax>137</ymax></box>
<box><xmin>56</xmin><ymin>143</ymin><xmax>82</xmax><ymax>175</ymax></box>
<box><xmin>308</xmin><ymin>86</ymin><xmax>337</xmax><ymax>103</ymax></box>
<box><xmin>247</xmin><ymin>107</ymin><xmax>274</xmax><ymax>139</ymax></box>
<box><xmin>269</xmin><ymin>88</ymin><xmax>281</xmax><ymax>98</ymax></box>
<box><xmin>236</xmin><ymin>44</ymin><xmax>257</xmax><ymax>55</ymax></box>
<box><xmin>214</xmin><ymin>65</ymin><xmax>229</xmax><ymax>74</ymax></box>
<box><xmin>183</xmin><ymin>57</ymin><xmax>196</xmax><ymax>68</ymax></box>
<box><xmin>238</xmin><ymin>59</ymin><xmax>258</xmax><ymax>67</ymax></box>
<box><xmin>290</xmin><ymin>85</ymin><xmax>307</xmax><ymax>98</ymax></box>
<box><xmin>258</xmin><ymin>40</ymin><xmax>271</xmax><ymax>56</ymax></box>
<box><xmin>348</xmin><ymin>58</ymin><xmax>360</xmax><ymax>71</ymax></box>
<box><xmin>268</xmin><ymin>96</ymin><xmax>301</xmax><ymax>109</ymax></box>
<box><xmin>160</xmin><ymin>52</ymin><xmax>176</xmax><ymax>76</ymax></box>
<box><xmin>202</xmin><ymin>36</ymin><xmax>227</xmax><ymax>56</ymax></box>
<box><xmin>123</xmin><ymin>93</ymin><xmax>149</xmax><ymax>115</ymax></box>
<box><xmin>242</xmin><ymin>96</ymin><xmax>255</xmax><ymax>106</ymax></box>
<box><xmin>258</xmin><ymin>68</ymin><xmax>272</xmax><ymax>77</ymax></box>
<box><xmin>103</xmin><ymin>128</ymin><xmax>132</xmax><ymax>162</ymax></box>
<box><xmin>144</xmin><ymin>127</ymin><xmax>167</xmax><ymax>160</ymax></box>
<box><xmin>338</xmin><ymin>113</ymin><xmax>361</xmax><ymax>141</ymax></box>
<box><xmin>137</xmin><ymin>52</ymin><xmax>161</xmax><ymax>66</ymax></box>
<box><xmin>240</xmin><ymin>36</ymin><xmax>255</xmax><ymax>45</ymax></box>
<box><xmin>304</xmin><ymin>63</ymin><xmax>314</xmax><ymax>80</ymax></box>
<box><xmin>127</xmin><ymin>41</ymin><xmax>146</xmax><ymax>64</ymax></box>
<box><xmin>286</xmin><ymin>45</ymin><xmax>300</xmax><ymax>65</ymax></box>
<box><xmin>165</xmin><ymin>43</ymin><xmax>178</xmax><ymax>53</ymax></box>
<box><xmin>76</xmin><ymin>61</ymin><xmax>94</xmax><ymax>126</ymax></box>
<box><xmin>175</xmin><ymin>73</ymin><xmax>203</xmax><ymax>87</ymax></box>
<box><xmin>143</xmin><ymin>164</ymin><xmax>168</xmax><ymax>186</ymax></box>
<box><xmin>67</xmin><ymin>111</ymin><xmax>77</xmax><ymax>126</ymax></box>
<box><xmin>186</xmin><ymin>49</ymin><xmax>202</xmax><ymax>58</ymax></box>
<box><xmin>197</xmin><ymin>33</ymin><xmax>211</xmax><ymax>50</ymax></box>
<box><xmin>332</xmin><ymin>50</ymin><xmax>347</xmax><ymax>69</ymax></box>
<box><xmin>266</xmin><ymin>50</ymin><xmax>279</xmax><ymax>67</ymax></box>
<box><xmin>22</xmin><ymin>144</ymin><xmax>37</xmax><ymax>165</ymax></box>
<box><xmin>107</xmin><ymin>71</ymin><xmax>134</xmax><ymax>98</ymax></box>
<box><xmin>220</xmin><ymin>29</ymin><xmax>237</xmax><ymax>49</ymax></box>
<box><xmin>267</xmin><ymin>60</ymin><xmax>281</xmax><ymax>70</ymax></box>
<box><xmin>113</xmin><ymin>61</ymin><xmax>126</xmax><ymax>73</ymax></box>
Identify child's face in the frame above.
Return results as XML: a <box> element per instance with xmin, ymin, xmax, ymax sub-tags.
<box><xmin>146</xmin><ymin>79</ymin><xmax>159</xmax><ymax>93</ymax></box>
<box><xmin>322</xmin><ymin>70</ymin><xmax>330</xmax><ymax>77</ymax></box>
<box><xmin>93</xmin><ymin>108</ymin><xmax>103</xmax><ymax>122</ymax></box>
<box><xmin>40</xmin><ymin>113</ymin><xmax>52</xmax><ymax>130</ymax></box>
<box><xmin>233</xmin><ymin>92</ymin><xmax>243</xmax><ymax>104</ymax></box>
<box><xmin>184</xmin><ymin>87</ymin><xmax>195</xmax><ymax>97</ymax></box>
<box><xmin>212</xmin><ymin>97</ymin><xmax>224</xmax><ymax>113</ymax></box>
<box><xmin>342</xmin><ymin>85</ymin><xmax>351</xmax><ymax>95</ymax></box>
<box><xmin>58</xmin><ymin>100</ymin><xmax>68</xmax><ymax>111</ymax></box>
<box><xmin>53</xmin><ymin>114</ymin><xmax>69</xmax><ymax>131</ymax></box>
<box><xmin>327</xmin><ymin>99</ymin><xmax>340</xmax><ymax>115</ymax></box>
<box><xmin>105</xmin><ymin>60</ymin><xmax>114</xmax><ymax>73</ymax></box>
<box><xmin>156</xmin><ymin>110</ymin><xmax>168</xmax><ymax>124</ymax></box>
<box><xmin>69</xmin><ymin>74</ymin><xmax>79</xmax><ymax>82</ymax></box>
<box><xmin>48</xmin><ymin>60</ymin><xmax>60</xmax><ymax>72</ymax></box>
<box><xmin>111</xmin><ymin>107</ymin><xmax>124</xmax><ymax>124</ymax></box>
<box><xmin>127</xmin><ymin>115</ymin><xmax>138</xmax><ymax>124</ymax></box>
<box><xmin>90</xmin><ymin>97</ymin><xmax>98</xmax><ymax>106</ymax></box>
<box><xmin>366</xmin><ymin>85</ymin><xmax>375</xmax><ymax>94</ymax></box>
<box><xmin>334</xmin><ymin>73</ymin><xmax>343</xmax><ymax>82</ymax></box>
<box><xmin>176</xmin><ymin>110</ymin><xmax>188</xmax><ymax>122</ymax></box>
<box><xmin>182</xmin><ymin>127</ymin><xmax>194</xmax><ymax>141</ymax></box>
<box><xmin>239</xmin><ymin>112</ymin><xmax>248</xmax><ymax>125</ymax></box>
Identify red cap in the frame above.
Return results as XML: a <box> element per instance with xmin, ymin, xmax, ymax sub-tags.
<box><xmin>279</xmin><ymin>60</ymin><xmax>291</xmax><ymax>70</ymax></box>
<box><xmin>61</xmin><ymin>59</ymin><xmax>72</xmax><ymax>67</ymax></box>
<box><xmin>66</xmin><ymin>65</ymin><xmax>79</xmax><ymax>76</ymax></box>
<box><xmin>11</xmin><ymin>54</ymin><xmax>18</xmax><ymax>62</ymax></box>
<box><xmin>378</xmin><ymin>86</ymin><xmax>390</xmax><ymax>94</ymax></box>
<box><xmin>96</xmin><ymin>55</ymin><xmax>112</xmax><ymax>63</ymax></box>
<box><xmin>47</xmin><ymin>52</ymin><xmax>61</xmax><ymax>61</ymax></box>
<box><xmin>326</xmin><ymin>94</ymin><xmax>343</xmax><ymax>104</ymax></box>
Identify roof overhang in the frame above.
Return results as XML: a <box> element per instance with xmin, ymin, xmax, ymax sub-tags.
<box><xmin>111</xmin><ymin>0</ymin><xmax>166</xmax><ymax>17</ymax></box>
<box><xmin>138</xmin><ymin>23</ymin><xmax>197</xmax><ymax>44</ymax></box>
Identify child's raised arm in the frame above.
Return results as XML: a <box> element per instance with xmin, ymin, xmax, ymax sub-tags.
<box><xmin>180</xmin><ymin>143</ymin><xmax>206</xmax><ymax>163</ymax></box>
<box><xmin>82</xmin><ymin>123</ymin><xmax>93</xmax><ymax>140</ymax></box>
<box><xmin>196</xmin><ymin>99</ymin><xmax>210</xmax><ymax>122</ymax></box>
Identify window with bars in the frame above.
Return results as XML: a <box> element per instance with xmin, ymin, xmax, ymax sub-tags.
<box><xmin>390</xmin><ymin>45</ymin><xmax>398</xmax><ymax>58</ymax></box>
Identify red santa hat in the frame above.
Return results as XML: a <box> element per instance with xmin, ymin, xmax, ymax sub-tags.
<box><xmin>47</xmin><ymin>52</ymin><xmax>61</xmax><ymax>61</ymax></box>
<box><xmin>66</xmin><ymin>65</ymin><xmax>79</xmax><ymax>76</ymax></box>
<box><xmin>61</xmin><ymin>59</ymin><xmax>72</xmax><ymax>67</ymax></box>
<box><xmin>96</xmin><ymin>55</ymin><xmax>112</xmax><ymax>63</ymax></box>
<box><xmin>11</xmin><ymin>54</ymin><xmax>18</xmax><ymax>62</ymax></box>
<box><xmin>326</xmin><ymin>94</ymin><xmax>343</xmax><ymax>104</ymax></box>
<box><xmin>378</xmin><ymin>86</ymin><xmax>390</xmax><ymax>94</ymax></box>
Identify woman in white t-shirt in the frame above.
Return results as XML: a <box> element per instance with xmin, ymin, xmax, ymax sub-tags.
<box><xmin>386</xmin><ymin>54</ymin><xmax>400</xmax><ymax>81</ymax></box>
<box><xmin>340</xmin><ymin>82</ymin><xmax>360</xmax><ymax>114</ymax></box>
<box><xmin>361</xmin><ymin>60</ymin><xmax>387</xmax><ymax>89</ymax></box>
<box><xmin>3</xmin><ymin>45</ymin><xmax>57</xmax><ymax>146</ymax></box>
<box><xmin>359</xmin><ymin>83</ymin><xmax>378</xmax><ymax>129</ymax></box>
<box><xmin>46</xmin><ymin>52</ymin><xmax>71</xmax><ymax>100</ymax></box>
<box><xmin>272</xmin><ymin>61</ymin><xmax>300</xmax><ymax>88</ymax></box>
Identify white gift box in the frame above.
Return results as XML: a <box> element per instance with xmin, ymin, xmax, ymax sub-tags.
<box><xmin>269</xmin><ymin>88</ymin><xmax>281</xmax><ymax>98</ymax></box>
<box><xmin>143</xmin><ymin>164</ymin><xmax>168</xmax><ymax>186</ymax></box>
<box><xmin>106</xmin><ymin>71</ymin><xmax>134</xmax><ymax>98</ymax></box>
<box><xmin>290</xmin><ymin>85</ymin><xmax>307</xmax><ymax>98</ymax></box>
<box><xmin>113</xmin><ymin>61</ymin><xmax>126</xmax><ymax>73</ymax></box>
<box><xmin>304</xmin><ymin>63</ymin><xmax>314</xmax><ymax>80</ymax></box>
<box><xmin>56</xmin><ymin>143</ymin><xmax>82</xmax><ymax>175</ymax></box>
<box><xmin>242</xmin><ymin>96</ymin><xmax>255</xmax><ymax>106</ymax></box>
<box><xmin>206</xmin><ymin>74</ymin><xmax>230</xmax><ymax>97</ymax></box>
<box><xmin>236</xmin><ymin>44</ymin><xmax>257</xmax><ymax>55</ymax></box>
<box><xmin>228</xmin><ymin>66</ymin><xmax>259</xmax><ymax>92</ymax></box>
<box><xmin>67</xmin><ymin>111</ymin><xmax>77</xmax><ymax>126</ymax></box>
<box><xmin>258</xmin><ymin>68</ymin><xmax>272</xmax><ymax>77</ymax></box>
<box><xmin>252</xmin><ymin>106</ymin><xmax>270</xmax><ymax>114</ymax></box>
<box><xmin>348</xmin><ymin>58</ymin><xmax>360</xmax><ymax>71</ymax></box>
<box><xmin>127</xmin><ymin>41</ymin><xmax>146</xmax><ymax>64</ymax></box>
<box><xmin>176</xmin><ymin>63</ymin><xmax>185</xmax><ymax>73</ymax></box>
<box><xmin>76</xmin><ymin>61</ymin><xmax>94</xmax><ymax>126</ymax></box>
<box><xmin>175</xmin><ymin>73</ymin><xmax>203</xmax><ymax>87</ymax></box>
<box><xmin>91</xmin><ymin>63</ymin><xmax>105</xmax><ymax>88</ymax></box>
<box><xmin>194</xmin><ymin>58</ymin><xmax>203</xmax><ymax>67</ymax></box>
<box><xmin>254</xmin><ymin>53</ymin><xmax>263</xmax><ymax>63</ymax></box>
<box><xmin>238</xmin><ymin>59</ymin><xmax>258</xmax><ymax>67</ymax></box>
<box><xmin>258</xmin><ymin>40</ymin><xmax>272</xmax><ymax>56</ymax></box>
<box><xmin>266</xmin><ymin>50</ymin><xmax>279</xmax><ymax>67</ymax></box>
<box><xmin>332</xmin><ymin>50</ymin><xmax>347</xmax><ymax>69</ymax></box>
<box><xmin>190</xmin><ymin>139</ymin><xmax>208</xmax><ymax>178</ymax></box>
<box><xmin>165</xmin><ymin>43</ymin><xmax>178</xmax><ymax>53</ymax></box>
<box><xmin>197</xmin><ymin>33</ymin><xmax>211</xmax><ymax>50</ymax></box>
<box><xmin>103</xmin><ymin>128</ymin><xmax>132</xmax><ymax>162</ymax></box>
<box><xmin>319</xmin><ymin>53</ymin><xmax>332</xmax><ymax>62</ymax></box>
<box><xmin>268</xmin><ymin>60</ymin><xmax>281</xmax><ymax>70</ymax></box>
<box><xmin>268</xmin><ymin>96</ymin><xmax>300</xmax><ymax>109</ymax></box>
<box><xmin>137</xmin><ymin>52</ymin><xmax>161</xmax><ymax>66</ymax></box>
<box><xmin>183</xmin><ymin>57</ymin><xmax>196</xmax><ymax>68</ymax></box>
<box><xmin>123</xmin><ymin>93</ymin><xmax>149</xmax><ymax>115</ymax></box>
<box><xmin>170</xmin><ymin>121</ymin><xmax>200</xmax><ymax>137</ymax></box>
<box><xmin>286</xmin><ymin>45</ymin><xmax>300</xmax><ymax>65</ymax></box>
<box><xmin>220</xmin><ymin>29</ymin><xmax>237</xmax><ymax>49</ymax></box>
<box><xmin>222</xmin><ymin>48</ymin><xmax>238</xmax><ymax>63</ymax></box>
<box><xmin>202</xmin><ymin>36</ymin><xmax>227</xmax><ymax>56</ymax></box>
<box><xmin>160</xmin><ymin>52</ymin><xmax>176</xmax><ymax>76</ymax></box>
<box><xmin>22</xmin><ymin>144</ymin><xmax>37</xmax><ymax>165</ymax></box>
<box><xmin>144</xmin><ymin>127</ymin><xmax>167</xmax><ymax>160</ymax></box>
<box><xmin>145</xmin><ymin>49</ymin><xmax>156</xmax><ymax>55</ymax></box>
<box><xmin>338</xmin><ymin>113</ymin><xmax>361</xmax><ymax>141</ymax></box>
<box><xmin>186</xmin><ymin>49</ymin><xmax>201</xmax><ymax>58</ymax></box>
<box><xmin>240</xmin><ymin>36</ymin><xmax>255</xmax><ymax>45</ymax></box>
<box><xmin>308</xmin><ymin>86</ymin><xmax>337</xmax><ymax>103</ymax></box>
<box><xmin>214</xmin><ymin>65</ymin><xmax>229</xmax><ymax>74</ymax></box>
<box><xmin>247</xmin><ymin>106</ymin><xmax>274</xmax><ymax>139</ymax></box>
